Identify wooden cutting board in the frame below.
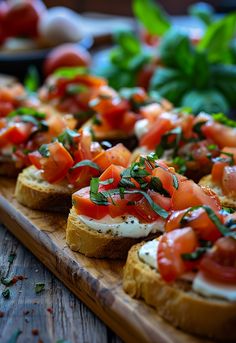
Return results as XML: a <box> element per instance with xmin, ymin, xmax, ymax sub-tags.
<box><xmin>0</xmin><ymin>177</ymin><xmax>214</xmax><ymax>343</ymax></box>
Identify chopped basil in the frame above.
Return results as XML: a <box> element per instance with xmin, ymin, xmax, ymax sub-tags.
<box><xmin>8</xmin><ymin>253</ymin><xmax>16</xmax><ymax>264</ymax></box>
<box><xmin>192</xmin><ymin>121</ymin><xmax>206</xmax><ymax>138</ymax></box>
<box><xmin>90</xmin><ymin>178</ymin><xmax>108</xmax><ymax>205</ymax></box>
<box><xmin>2</xmin><ymin>288</ymin><xmax>10</xmax><ymax>299</ymax></box>
<box><xmin>92</xmin><ymin>116</ymin><xmax>102</xmax><ymax>126</ymax></box>
<box><xmin>99</xmin><ymin>178</ymin><xmax>114</xmax><ymax>186</ymax></box>
<box><xmin>71</xmin><ymin>160</ymin><xmax>101</xmax><ymax>171</ymax></box>
<box><xmin>57</xmin><ymin>129</ymin><xmax>80</xmax><ymax>148</ymax></box>
<box><xmin>35</xmin><ymin>282</ymin><xmax>45</xmax><ymax>294</ymax></box>
<box><xmin>66</xmin><ymin>84</ymin><xmax>88</xmax><ymax>95</ymax></box>
<box><xmin>8</xmin><ymin>107</ymin><xmax>46</xmax><ymax>119</ymax></box>
<box><xmin>172</xmin><ymin>174</ymin><xmax>179</xmax><ymax>189</ymax></box>
<box><xmin>53</xmin><ymin>66</ymin><xmax>88</xmax><ymax>79</ymax></box>
<box><xmin>182</xmin><ymin>246</ymin><xmax>209</xmax><ymax>261</ymax></box>
<box><xmin>181</xmin><ymin>205</ymin><xmax>236</xmax><ymax>239</ymax></box>
<box><xmin>172</xmin><ymin>157</ymin><xmax>187</xmax><ymax>175</ymax></box>
<box><xmin>39</xmin><ymin>144</ymin><xmax>50</xmax><ymax>158</ymax></box>
<box><xmin>220</xmin><ymin>151</ymin><xmax>234</xmax><ymax>166</ymax></box>
<box><xmin>149</xmin><ymin>176</ymin><xmax>171</xmax><ymax>197</ymax></box>
<box><xmin>212</xmin><ymin>113</ymin><xmax>236</xmax><ymax>128</ymax></box>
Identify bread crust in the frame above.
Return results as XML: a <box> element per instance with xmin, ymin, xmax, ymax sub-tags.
<box><xmin>66</xmin><ymin>207</ymin><xmax>159</xmax><ymax>259</ymax></box>
<box><xmin>199</xmin><ymin>174</ymin><xmax>236</xmax><ymax>209</ymax></box>
<box><xmin>15</xmin><ymin>166</ymin><xmax>73</xmax><ymax>212</ymax></box>
<box><xmin>123</xmin><ymin>242</ymin><xmax>236</xmax><ymax>341</ymax></box>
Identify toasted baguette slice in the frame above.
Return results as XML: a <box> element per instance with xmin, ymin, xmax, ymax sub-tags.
<box><xmin>123</xmin><ymin>242</ymin><xmax>236</xmax><ymax>341</ymax></box>
<box><xmin>15</xmin><ymin>166</ymin><xmax>73</xmax><ymax>212</ymax></box>
<box><xmin>66</xmin><ymin>207</ymin><xmax>160</xmax><ymax>259</ymax></box>
<box><xmin>199</xmin><ymin>174</ymin><xmax>236</xmax><ymax>209</ymax></box>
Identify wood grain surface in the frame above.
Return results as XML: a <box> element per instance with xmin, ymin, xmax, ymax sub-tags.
<box><xmin>0</xmin><ymin>177</ymin><xmax>215</xmax><ymax>343</ymax></box>
<box><xmin>0</xmin><ymin>224</ymin><xmax>122</xmax><ymax>343</ymax></box>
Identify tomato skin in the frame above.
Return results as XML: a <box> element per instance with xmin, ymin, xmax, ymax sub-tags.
<box><xmin>108</xmin><ymin>193</ymin><xmax>141</xmax><ymax>219</ymax></box>
<box><xmin>202</xmin><ymin>122</ymin><xmax>236</xmax><ymax>148</ymax></box>
<box><xmin>200</xmin><ymin>237</ymin><xmax>236</xmax><ymax>284</ymax></box>
<box><xmin>28</xmin><ymin>151</ymin><xmax>42</xmax><ymax>169</ymax></box>
<box><xmin>211</xmin><ymin>160</ymin><xmax>228</xmax><ymax>184</ymax></box>
<box><xmin>158</xmin><ymin>227</ymin><xmax>199</xmax><ymax>283</ymax></box>
<box><xmin>72</xmin><ymin>186</ymin><xmax>108</xmax><ymax>219</ymax></box>
<box><xmin>92</xmin><ymin>143</ymin><xmax>131</xmax><ymax>171</ymax></box>
<box><xmin>44</xmin><ymin>43</ymin><xmax>91</xmax><ymax>76</ymax></box>
<box><xmin>4</xmin><ymin>0</ymin><xmax>46</xmax><ymax>38</ymax></box>
<box><xmin>152</xmin><ymin>166</ymin><xmax>177</xmax><ymax>197</ymax></box>
<box><xmin>99</xmin><ymin>164</ymin><xmax>123</xmax><ymax>190</ymax></box>
<box><xmin>171</xmin><ymin>180</ymin><xmax>221</xmax><ymax>212</ymax></box>
<box><xmin>40</xmin><ymin>141</ymin><xmax>74</xmax><ymax>183</ymax></box>
<box><xmin>222</xmin><ymin>165</ymin><xmax>236</xmax><ymax>195</ymax></box>
<box><xmin>139</xmin><ymin>117</ymin><xmax>173</xmax><ymax>150</ymax></box>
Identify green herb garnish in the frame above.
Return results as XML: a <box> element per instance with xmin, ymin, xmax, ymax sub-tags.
<box><xmin>35</xmin><ymin>282</ymin><xmax>45</xmax><ymax>294</ymax></box>
<box><xmin>57</xmin><ymin>129</ymin><xmax>80</xmax><ymax>148</ymax></box>
<box><xmin>71</xmin><ymin>160</ymin><xmax>101</xmax><ymax>171</ymax></box>
<box><xmin>182</xmin><ymin>246</ymin><xmax>209</xmax><ymax>261</ymax></box>
<box><xmin>39</xmin><ymin>144</ymin><xmax>50</xmax><ymax>158</ymax></box>
<box><xmin>53</xmin><ymin>67</ymin><xmax>88</xmax><ymax>79</ymax></box>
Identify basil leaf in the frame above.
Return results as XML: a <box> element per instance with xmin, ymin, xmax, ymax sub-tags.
<box><xmin>24</xmin><ymin>65</ymin><xmax>40</xmax><ymax>93</ymax></box>
<box><xmin>172</xmin><ymin>174</ymin><xmax>179</xmax><ymax>190</ymax></box>
<box><xmin>188</xmin><ymin>2</ymin><xmax>214</xmax><ymax>26</ymax></box>
<box><xmin>181</xmin><ymin>89</ymin><xmax>230</xmax><ymax>115</ymax></box>
<box><xmin>58</xmin><ymin>129</ymin><xmax>80</xmax><ymax>147</ymax></box>
<box><xmin>212</xmin><ymin>112</ymin><xmax>236</xmax><ymax>127</ymax></box>
<box><xmin>53</xmin><ymin>67</ymin><xmax>88</xmax><ymax>79</ymax></box>
<box><xmin>211</xmin><ymin>64</ymin><xmax>236</xmax><ymax>107</ymax></box>
<box><xmin>66</xmin><ymin>84</ymin><xmax>88</xmax><ymax>95</ymax></box>
<box><xmin>8</xmin><ymin>107</ymin><xmax>46</xmax><ymax>119</ymax></box>
<box><xmin>71</xmin><ymin>160</ymin><xmax>101</xmax><ymax>171</ymax></box>
<box><xmin>113</xmin><ymin>30</ymin><xmax>141</xmax><ymax>55</ymax></box>
<box><xmin>99</xmin><ymin>178</ymin><xmax>114</xmax><ymax>186</ymax></box>
<box><xmin>198</xmin><ymin>12</ymin><xmax>236</xmax><ymax>63</ymax></box>
<box><xmin>39</xmin><ymin>144</ymin><xmax>50</xmax><ymax>158</ymax></box>
<box><xmin>182</xmin><ymin>246</ymin><xmax>209</xmax><ymax>261</ymax></box>
<box><xmin>158</xmin><ymin>29</ymin><xmax>195</xmax><ymax>76</ymax></box>
<box><xmin>150</xmin><ymin>67</ymin><xmax>190</xmax><ymax>105</ymax></box>
<box><xmin>133</xmin><ymin>0</ymin><xmax>170</xmax><ymax>36</ymax></box>
<box><xmin>35</xmin><ymin>282</ymin><xmax>45</xmax><ymax>294</ymax></box>
<box><xmin>149</xmin><ymin>176</ymin><xmax>170</xmax><ymax>197</ymax></box>
<box><xmin>90</xmin><ymin>178</ymin><xmax>108</xmax><ymax>205</ymax></box>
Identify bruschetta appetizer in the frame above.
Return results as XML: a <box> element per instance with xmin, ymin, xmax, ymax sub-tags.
<box><xmin>39</xmin><ymin>67</ymin><xmax>107</xmax><ymax>127</ymax></box>
<box><xmin>199</xmin><ymin>147</ymin><xmax>236</xmax><ymax>208</ymax></box>
<box><xmin>15</xmin><ymin>128</ymin><xmax>131</xmax><ymax>212</ymax></box>
<box><xmin>0</xmin><ymin>81</ymin><xmax>28</xmax><ymax>117</ymax></box>
<box><xmin>66</xmin><ymin>153</ymin><xmax>219</xmax><ymax>259</ymax></box>
<box><xmin>0</xmin><ymin>106</ymin><xmax>67</xmax><ymax>176</ymax></box>
<box><xmin>123</xmin><ymin>206</ymin><xmax>236</xmax><ymax>341</ymax></box>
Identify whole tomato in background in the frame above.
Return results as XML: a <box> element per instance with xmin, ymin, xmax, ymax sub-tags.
<box><xmin>44</xmin><ymin>43</ymin><xmax>91</xmax><ymax>76</ymax></box>
<box><xmin>3</xmin><ymin>0</ymin><xmax>46</xmax><ymax>38</ymax></box>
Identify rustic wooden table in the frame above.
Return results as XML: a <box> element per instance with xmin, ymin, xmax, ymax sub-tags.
<box><xmin>0</xmin><ymin>224</ymin><xmax>122</xmax><ymax>343</ymax></box>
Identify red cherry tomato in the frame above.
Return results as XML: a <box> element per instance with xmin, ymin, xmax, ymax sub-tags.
<box><xmin>4</xmin><ymin>0</ymin><xmax>46</xmax><ymax>38</ymax></box>
<box><xmin>44</xmin><ymin>43</ymin><xmax>91</xmax><ymax>76</ymax></box>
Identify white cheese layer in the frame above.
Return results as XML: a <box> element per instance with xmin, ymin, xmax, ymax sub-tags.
<box><xmin>78</xmin><ymin>215</ymin><xmax>164</xmax><ymax>238</ymax></box>
<box><xmin>139</xmin><ymin>240</ymin><xmax>159</xmax><ymax>269</ymax></box>
<box><xmin>193</xmin><ymin>272</ymin><xmax>236</xmax><ymax>302</ymax></box>
<box><xmin>139</xmin><ymin>240</ymin><xmax>236</xmax><ymax>302</ymax></box>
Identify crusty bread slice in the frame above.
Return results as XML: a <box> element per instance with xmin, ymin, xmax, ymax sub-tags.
<box><xmin>199</xmin><ymin>174</ymin><xmax>236</xmax><ymax>209</ymax></box>
<box><xmin>123</xmin><ymin>242</ymin><xmax>236</xmax><ymax>341</ymax></box>
<box><xmin>66</xmin><ymin>207</ymin><xmax>159</xmax><ymax>259</ymax></box>
<box><xmin>15</xmin><ymin>166</ymin><xmax>73</xmax><ymax>212</ymax></box>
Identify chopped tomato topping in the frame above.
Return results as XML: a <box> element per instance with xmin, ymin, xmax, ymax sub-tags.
<box><xmin>40</xmin><ymin>141</ymin><xmax>74</xmax><ymax>183</ymax></box>
<box><xmin>158</xmin><ymin>227</ymin><xmax>199</xmax><ymax>282</ymax></box>
<box><xmin>202</xmin><ymin>122</ymin><xmax>236</xmax><ymax>148</ymax></box>
<box><xmin>99</xmin><ymin>164</ymin><xmax>123</xmax><ymax>190</ymax></box>
<box><xmin>200</xmin><ymin>237</ymin><xmax>236</xmax><ymax>284</ymax></box>
<box><xmin>171</xmin><ymin>180</ymin><xmax>221</xmax><ymax>212</ymax></box>
<box><xmin>222</xmin><ymin>165</ymin><xmax>236</xmax><ymax>195</ymax></box>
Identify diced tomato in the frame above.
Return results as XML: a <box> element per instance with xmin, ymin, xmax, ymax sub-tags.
<box><xmin>166</xmin><ymin>208</ymin><xmax>222</xmax><ymax>242</ymax></box>
<box><xmin>40</xmin><ymin>141</ymin><xmax>74</xmax><ymax>183</ymax></box>
<box><xmin>171</xmin><ymin>180</ymin><xmax>221</xmax><ymax>212</ymax></box>
<box><xmin>222</xmin><ymin>165</ymin><xmax>236</xmax><ymax>195</ymax></box>
<box><xmin>47</xmin><ymin>115</ymin><xmax>67</xmax><ymax>137</ymax></box>
<box><xmin>28</xmin><ymin>151</ymin><xmax>42</xmax><ymax>169</ymax></box>
<box><xmin>67</xmin><ymin>165</ymin><xmax>99</xmax><ymax>188</ymax></box>
<box><xmin>92</xmin><ymin>143</ymin><xmax>131</xmax><ymax>171</ymax></box>
<box><xmin>202</xmin><ymin>122</ymin><xmax>236</xmax><ymax>148</ymax></box>
<box><xmin>0</xmin><ymin>102</ymin><xmax>14</xmax><ymax>117</ymax></box>
<box><xmin>99</xmin><ymin>164</ymin><xmax>123</xmax><ymax>190</ymax></box>
<box><xmin>158</xmin><ymin>227</ymin><xmax>199</xmax><ymax>282</ymax></box>
<box><xmin>0</xmin><ymin>123</ymin><xmax>32</xmax><ymax>146</ymax></box>
<box><xmin>73</xmin><ymin>132</ymin><xmax>93</xmax><ymax>162</ymax></box>
<box><xmin>152</xmin><ymin>166</ymin><xmax>177</xmax><ymax>197</ymax></box>
<box><xmin>211</xmin><ymin>160</ymin><xmax>228</xmax><ymax>184</ymax></box>
<box><xmin>108</xmin><ymin>193</ymin><xmax>141</xmax><ymax>218</ymax></box>
<box><xmin>72</xmin><ymin>186</ymin><xmax>108</xmax><ymax>219</ymax></box>
<box><xmin>139</xmin><ymin>117</ymin><xmax>173</xmax><ymax>150</ymax></box>
<box><xmin>200</xmin><ymin>237</ymin><xmax>236</xmax><ymax>284</ymax></box>
<box><xmin>121</xmin><ymin>111</ymin><xmax>137</xmax><ymax>133</ymax></box>
<box><xmin>140</xmin><ymin>103</ymin><xmax>163</xmax><ymax>122</ymax></box>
